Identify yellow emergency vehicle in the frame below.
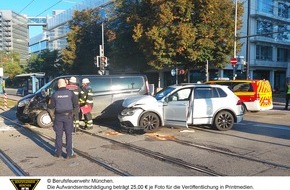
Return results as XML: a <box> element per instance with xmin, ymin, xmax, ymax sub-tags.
<box><xmin>206</xmin><ymin>79</ymin><xmax>273</xmax><ymax>112</ymax></box>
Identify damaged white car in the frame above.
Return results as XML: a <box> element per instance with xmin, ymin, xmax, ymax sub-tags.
<box><xmin>118</xmin><ymin>83</ymin><xmax>244</xmax><ymax>133</ymax></box>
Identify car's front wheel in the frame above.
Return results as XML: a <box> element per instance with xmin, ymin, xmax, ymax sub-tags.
<box><xmin>213</xmin><ymin>111</ymin><xmax>234</xmax><ymax>131</ymax></box>
<box><xmin>139</xmin><ymin>112</ymin><xmax>160</xmax><ymax>133</ymax></box>
<box><xmin>37</xmin><ymin>110</ymin><xmax>53</xmax><ymax>128</ymax></box>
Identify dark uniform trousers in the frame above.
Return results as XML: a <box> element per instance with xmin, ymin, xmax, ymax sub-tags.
<box><xmin>54</xmin><ymin>113</ymin><xmax>74</xmax><ymax>156</ymax></box>
<box><xmin>66</xmin><ymin>84</ymin><xmax>80</xmax><ymax>129</ymax></box>
<box><xmin>48</xmin><ymin>86</ymin><xmax>79</xmax><ymax>158</ymax></box>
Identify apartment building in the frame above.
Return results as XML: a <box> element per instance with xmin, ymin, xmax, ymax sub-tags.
<box><xmin>0</xmin><ymin>10</ymin><xmax>29</xmax><ymax>65</ymax></box>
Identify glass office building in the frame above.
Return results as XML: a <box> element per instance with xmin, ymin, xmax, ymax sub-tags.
<box><xmin>0</xmin><ymin>10</ymin><xmax>29</xmax><ymax>65</ymax></box>
<box><xmin>28</xmin><ymin>0</ymin><xmax>290</xmax><ymax>90</ymax></box>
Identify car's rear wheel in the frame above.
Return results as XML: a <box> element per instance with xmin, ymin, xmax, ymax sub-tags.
<box><xmin>213</xmin><ymin>111</ymin><xmax>234</xmax><ymax>131</ymax></box>
<box><xmin>37</xmin><ymin>110</ymin><xmax>53</xmax><ymax>128</ymax></box>
<box><xmin>139</xmin><ymin>112</ymin><xmax>160</xmax><ymax>133</ymax></box>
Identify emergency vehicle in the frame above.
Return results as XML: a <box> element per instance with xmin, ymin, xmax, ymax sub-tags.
<box><xmin>206</xmin><ymin>79</ymin><xmax>273</xmax><ymax>112</ymax></box>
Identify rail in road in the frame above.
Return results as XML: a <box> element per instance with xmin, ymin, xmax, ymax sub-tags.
<box><xmin>0</xmin><ymin>149</ymin><xmax>29</xmax><ymax>176</ymax></box>
<box><xmin>0</xmin><ymin>110</ymin><xmax>289</xmax><ymax>176</ymax></box>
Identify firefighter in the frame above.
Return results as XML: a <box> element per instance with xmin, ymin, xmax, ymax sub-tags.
<box><xmin>66</xmin><ymin>76</ymin><xmax>81</xmax><ymax>131</ymax></box>
<box><xmin>48</xmin><ymin>79</ymin><xmax>79</xmax><ymax>159</ymax></box>
<box><xmin>79</xmin><ymin>78</ymin><xmax>93</xmax><ymax>129</ymax></box>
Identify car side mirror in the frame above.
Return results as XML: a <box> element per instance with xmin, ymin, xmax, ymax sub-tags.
<box><xmin>41</xmin><ymin>89</ymin><xmax>50</xmax><ymax>97</ymax></box>
<box><xmin>164</xmin><ymin>97</ymin><xmax>169</xmax><ymax>103</ymax></box>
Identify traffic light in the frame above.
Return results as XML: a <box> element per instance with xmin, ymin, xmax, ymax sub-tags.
<box><xmin>100</xmin><ymin>56</ymin><xmax>107</xmax><ymax>70</ymax></box>
<box><xmin>242</xmin><ymin>61</ymin><xmax>248</xmax><ymax>73</ymax></box>
<box><xmin>94</xmin><ymin>56</ymin><xmax>99</xmax><ymax>67</ymax></box>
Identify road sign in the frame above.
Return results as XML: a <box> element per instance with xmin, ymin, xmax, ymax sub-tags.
<box><xmin>171</xmin><ymin>68</ymin><xmax>176</xmax><ymax>76</ymax></box>
<box><xmin>230</xmin><ymin>58</ymin><xmax>237</xmax><ymax>65</ymax></box>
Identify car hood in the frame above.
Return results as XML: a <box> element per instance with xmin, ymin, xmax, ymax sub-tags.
<box><xmin>122</xmin><ymin>95</ymin><xmax>157</xmax><ymax>108</ymax></box>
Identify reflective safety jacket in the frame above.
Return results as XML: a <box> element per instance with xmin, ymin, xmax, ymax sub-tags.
<box><xmin>66</xmin><ymin>83</ymin><xmax>80</xmax><ymax>98</ymax></box>
<box><xmin>287</xmin><ymin>84</ymin><xmax>290</xmax><ymax>94</ymax></box>
<box><xmin>80</xmin><ymin>86</ymin><xmax>93</xmax><ymax>108</ymax></box>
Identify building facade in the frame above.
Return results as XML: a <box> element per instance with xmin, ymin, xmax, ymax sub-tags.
<box><xmin>217</xmin><ymin>0</ymin><xmax>290</xmax><ymax>91</ymax></box>
<box><xmin>0</xmin><ymin>10</ymin><xmax>29</xmax><ymax>65</ymax></box>
<box><xmin>27</xmin><ymin>0</ymin><xmax>290</xmax><ymax>90</ymax></box>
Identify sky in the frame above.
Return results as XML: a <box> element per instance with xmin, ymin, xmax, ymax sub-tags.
<box><xmin>0</xmin><ymin>0</ymin><xmax>83</xmax><ymax>37</ymax></box>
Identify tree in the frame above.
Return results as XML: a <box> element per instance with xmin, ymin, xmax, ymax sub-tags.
<box><xmin>26</xmin><ymin>50</ymin><xmax>64</xmax><ymax>78</ymax></box>
<box><xmin>0</xmin><ymin>51</ymin><xmax>23</xmax><ymax>78</ymax></box>
<box><xmin>106</xmin><ymin>0</ymin><xmax>149</xmax><ymax>72</ymax></box>
<box><xmin>62</xmin><ymin>8</ymin><xmax>103</xmax><ymax>74</ymax></box>
<box><xmin>113</xmin><ymin>0</ymin><xmax>243</xmax><ymax>71</ymax></box>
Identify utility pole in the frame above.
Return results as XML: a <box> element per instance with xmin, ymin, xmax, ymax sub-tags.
<box><xmin>233</xmin><ymin>0</ymin><xmax>238</xmax><ymax>80</ymax></box>
<box><xmin>206</xmin><ymin>60</ymin><xmax>209</xmax><ymax>82</ymax></box>
<box><xmin>245</xmin><ymin>0</ymin><xmax>251</xmax><ymax>79</ymax></box>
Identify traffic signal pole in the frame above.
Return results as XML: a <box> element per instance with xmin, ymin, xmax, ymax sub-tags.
<box><xmin>95</xmin><ymin>21</ymin><xmax>107</xmax><ymax>75</ymax></box>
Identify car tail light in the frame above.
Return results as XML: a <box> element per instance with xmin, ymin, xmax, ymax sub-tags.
<box><xmin>236</xmin><ymin>99</ymin><xmax>242</xmax><ymax>105</ymax></box>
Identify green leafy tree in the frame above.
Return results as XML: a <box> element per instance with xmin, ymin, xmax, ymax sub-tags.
<box><xmin>0</xmin><ymin>51</ymin><xmax>23</xmax><ymax>78</ymax></box>
<box><xmin>106</xmin><ymin>0</ymin><xmax>149</xmax><ymax>72</ymax></box>
<box><xmin>62</xmin><ymin>8</ymin><xmax>103</xmax><ymax>74</ymax></box>
<box><xmin>113</xmin><ymin>0</ymin><xmax>243</xmax><ymax>71</ymax></box>
<box><xmin>26</xmin><ymin>50</ymin><xmax>64</xmax><ymax>78</ymax></box>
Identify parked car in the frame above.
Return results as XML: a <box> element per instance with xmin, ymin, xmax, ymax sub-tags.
<box><xmin>16</xmin><ymin>74</ymin><xmax>149</xmax><ymax>128</ymax></box>
<box><xmin>118</xmin><ymin>83</ymin><xmax>244</xmax><ymax>133</ymax></box>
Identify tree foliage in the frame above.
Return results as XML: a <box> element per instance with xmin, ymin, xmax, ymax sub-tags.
<box><xmin>61</xmin><ymin>8</ymin><xmax>103</xmax><ymax>74</ymax></box>
<box><xmin>106</xmin><ymin>0</ymin><xmax>149</xmax><ymax>72</ymax></box>
<box><xmin>112</xmin><ymin>0</ymin><xmax>243</xmax><ymax>71</ymax></box>
<box><xmin>26</xmin><ymin>50</ymin><xmax>64</xmax><ymax>78</ymax></box>
<box><xmin>0</xmin><ymin>51</ymin><xmax>23</xmax><ymax>78</ymax></box>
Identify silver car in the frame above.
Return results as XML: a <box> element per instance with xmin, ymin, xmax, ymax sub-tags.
<box><xmin>118</xmin><ymin>83</ymin><xmax>244</xmax><ymax>133</ymax></box>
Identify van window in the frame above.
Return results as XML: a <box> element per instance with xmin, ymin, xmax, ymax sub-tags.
<box><xmin>111</xmin><ymin>77</ymin><xmax>143</xmax><ymax>91</ymax></box>
<box><xmin>88</xmin><ymin>77</ymin><xmax>111</xmax><ymax>93</ymax></box>
<box><xmin>232</xmin><ymin>82</ymin><xmax>253</xmax><ymax>92</ymax></box>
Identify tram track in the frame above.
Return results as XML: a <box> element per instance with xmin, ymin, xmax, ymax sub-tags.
<box><xmin>0</xmin><ymin>149</ymin><xmax>29</xmax><ymax>176</ymax></box>
<box><xmin>0</xmin><ymin>115</ymin><xmax>131</xmax><ymax>176</ymax></box>
<box><xmin>1</xmin><ymin>114</ymin><xmax>289</xmax><ymax>176</ymax></box>
<box><xmin>78</xmin><ymin>128</ymin><xmax>290</xmax><ymax>171</ymax></box>
<box><xmin>1</xmin><ymin>115</ymin><xmax>222</xmax><ymax>176</ymax></box>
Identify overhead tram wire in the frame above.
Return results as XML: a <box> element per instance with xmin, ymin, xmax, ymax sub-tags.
<box><xmin>35</xmin><ymin>0</ymin><xmax>64</xmax><ymax>17</ymax></box>
<box><xmin>18</xmin><ymin>0</ymin><xmax>37</xmax><ymax>14</ymax></box>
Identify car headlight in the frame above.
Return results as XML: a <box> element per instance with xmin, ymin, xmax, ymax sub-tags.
<box><xmin>120</xmin><ymin>108</ymin><xmax>138</xmax><ymax>116</ymax></box>
<box><xmin>17</xmin><ymin>99</ymin><xmax>30</xmax><ymax>107</ymax></box>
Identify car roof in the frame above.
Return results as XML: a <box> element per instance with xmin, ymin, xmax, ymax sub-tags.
<box><xmin>169</xmin><ymin>83</ymin><xmax>225</xmax><ymax>88</ymax></box>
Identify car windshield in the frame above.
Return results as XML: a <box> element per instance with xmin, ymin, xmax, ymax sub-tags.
<box><xmin>154</xmin><ymin>87</ymin><xmax>175</xmax><ymax>100</ymax></box>
<box><xmin>35</xmin><ymin>81</ymin><xmax>53</xmax><ymax>94</ymax></box>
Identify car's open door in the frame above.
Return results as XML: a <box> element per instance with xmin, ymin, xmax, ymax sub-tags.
<box><xmin>163</xmin><ymin>88</ymin><xmax>193</xmax><ymax>128</ymax></box>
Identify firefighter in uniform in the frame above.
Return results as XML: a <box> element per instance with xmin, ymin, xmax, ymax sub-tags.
<box><xmin>66</xmin><ymin>76</ymin><xmax>81</xmax><ymax>131</ymax></box>
<box><xmin>285</xmin><ymin>81</ymin><xmax>290</xmax><ymax>110</ymax></box>
<box><xmin>79</xmin><ymin>78</ymin><xmax>93</xmax><ymax>129</ymax></box>
<box><xmin>48</xmin><ymin>79</ymin><xmax>79</xmax><ymax>159</ymax></box>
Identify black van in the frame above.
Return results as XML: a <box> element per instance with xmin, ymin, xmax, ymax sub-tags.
<box><xmin>16</xmin><ymin>75</ymin><xmax>149</xmax><ymax>128</ymax></box>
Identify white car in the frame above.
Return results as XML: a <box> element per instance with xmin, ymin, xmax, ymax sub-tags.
<box><xmin>118</xmin><ymin>83</ymin><xmax>244</xmax><ymax>133</ymax></box>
